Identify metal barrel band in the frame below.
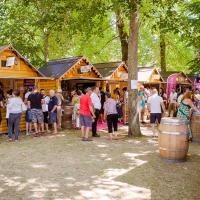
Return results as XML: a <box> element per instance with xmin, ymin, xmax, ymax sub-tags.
<box><xmin>159</xmin><ymin>131</ymin><xmax>188</xmax><ymax>136</ymax></box>
<box><xmin>159</xmin><ymin>147</ymin><xmax>188</xmax><ymax>152</ymax></box>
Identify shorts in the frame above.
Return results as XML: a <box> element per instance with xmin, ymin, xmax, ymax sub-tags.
<box><xmin>49</xmin><ymin>112</ymin><xmax>57</xmax><ymax>124</ymax></box>
<box><xmin>43</xmin><ymin>112</ymin><xmax>49</xmax><ymax>124</ymax></box>
<box><xmin>150</xmin><ymin>113</ymin><xmax>162</xmax><ymax>124</ymax></box>
<box><xmin>31</xmin><ymin>109</ymin><xmax>44</xmax><ymax>123</ymax></box>
<box><xmin>25</xmin><ymin>109</ymin><xmax>32</xmax><ymax>123</ymax></box>
<box><xmin>80</xmin><ymin>114</ymin><xmax>92</xmax><ymax>128</ymax></box>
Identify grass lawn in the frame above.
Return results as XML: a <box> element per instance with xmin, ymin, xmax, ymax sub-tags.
<box><xmin>0</xmin><ymin>127</ymin><xmax>199</xmax><ymax>200</ymax></box>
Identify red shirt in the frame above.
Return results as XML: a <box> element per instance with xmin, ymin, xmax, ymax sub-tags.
<box><xmin>80</xmin><ymin>95</ymin><xmax>92</xmax><ymax>116</ymax></box>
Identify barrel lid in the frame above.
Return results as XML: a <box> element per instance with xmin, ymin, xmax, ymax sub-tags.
<box><xmin>161</xmin><ymin>117</ymin><xmax>189</xmax><ymax>125</ymax></box>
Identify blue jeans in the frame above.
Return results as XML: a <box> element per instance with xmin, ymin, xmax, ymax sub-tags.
<box><xmin>8</xmin><ymin>113</ymin><xmax>22</xmax><ymax>140</ymax></box>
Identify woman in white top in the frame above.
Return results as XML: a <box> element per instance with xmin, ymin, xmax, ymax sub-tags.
<box><xmin>7</xmin><ymin>90</ymin><xmax>26</xmax><ymax>141</ymax></box>
<box><xmin>104</xmin><ymin>93</ymin><xmax>118</xmax><ymax>140</ymax></box>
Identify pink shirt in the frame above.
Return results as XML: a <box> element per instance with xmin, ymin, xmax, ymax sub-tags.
<box><xmin>80</xmin><ymin>95</ymin><xmax>92</xmax><ymax>116</ymax></box>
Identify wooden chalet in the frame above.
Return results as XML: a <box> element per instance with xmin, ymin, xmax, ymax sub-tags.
<box><xmin>160</xmin><ymin>71</ymin><xmax>192</xmax><ymax>91</ymax></box>
<box><xmin>138</xmin><ymin>67</ymin><xmax>164</xmax><ymax>90</ymax></box>
<box><xmin>0</xmin><ymin>45</ymin><xmax>47</xmax><ymax>134</ymax></box>
<box><xmin>39</xmin><ymin>56</ymin><xmax>102</xmax><ymax>95</ymax></box>
<box><xmin>93</xmin><ymin>62</ymin><xmax>128</xmax><ymax>92</ymax></box>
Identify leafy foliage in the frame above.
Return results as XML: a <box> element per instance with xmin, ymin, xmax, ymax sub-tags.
<box><xmin>0</xmin><ymin>0</ymin><xmax>198</xmax><ymax>73</ymax></box>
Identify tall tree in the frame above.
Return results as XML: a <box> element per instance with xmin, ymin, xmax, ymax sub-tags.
<box><xmin>128</xmin><ymin>0</ymin><xmax>141</xmax><ymax>136</ymax></box>
<box><xmin>115</xmin><ymin>9</ymin><xmax>129</xmax><ymax>62</ymax></box>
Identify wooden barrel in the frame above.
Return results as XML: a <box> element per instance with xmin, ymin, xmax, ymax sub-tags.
<box><xmin>158</xmin><ymin>117</ymin><xmax>189</xmax><ymax>162</ymax></box>
<box><xmin>62</xmin><ymin>106</ymin><xmax>74</xmax><ymax>129</ymax></box>
<box><xmin>191</xmin><ymin>111</ymin><xmax>200</xmax><ymax>142</ymax></box>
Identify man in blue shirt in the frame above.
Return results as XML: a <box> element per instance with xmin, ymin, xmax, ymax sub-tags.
<box><xmin>48</xmin><ymin>90</ymin><xmax>58</xmax><ymax>134</ymax></box>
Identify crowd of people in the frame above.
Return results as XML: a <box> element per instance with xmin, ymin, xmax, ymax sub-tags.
<box><xmin>71</xmin><ymin>86</ymin><xmax>125</xmax><ymax>141</ymax></box>
<box><xmin>138</xmin><ymin>85</ymin><xmax>200</xmax><ymax>140</ymax></box>
<box><xmin>0</xmin><ymin>86</ymin><xmax>65</xmax><ymax>141</ymax></box>
<box><xmin>0</xmin><ymin>82</ymin><xmax>199</xmax><ymax>142</ymax></box>
<box><xmin>0</xmin><ymin>85</ymin><xmax>126</xmax><ymax>142</ymax></box>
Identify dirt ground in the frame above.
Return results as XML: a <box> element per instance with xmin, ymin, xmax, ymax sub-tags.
<box><xmin>0</xmin><ymin>126</ymin><xmax>199</xmax><ymax>200</ymax></box>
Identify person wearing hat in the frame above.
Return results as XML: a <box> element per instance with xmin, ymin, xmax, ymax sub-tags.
<box><xmin>56</xmin><ymin>89</ymin><xmax>64</xmax><ymax>130</ymax></box>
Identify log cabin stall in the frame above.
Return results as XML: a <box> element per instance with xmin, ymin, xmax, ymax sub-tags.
<box><xmin>39</xmin><ymin>56</ymin><xmax>103</xmax><ymax>98</ymax></box>
<box><xmin>93</xmin><ymin>62</ymin><xmax>128</xmax><ymax>123</ymax></box>
<box><xmin>39</xmin><ymin>57</ymin><xmax>103</xmax><ymax>129</ymax></box>
<box><xmin>93</xmin><ymin>61</ymin><xmax>128</xmax><ymax>94</ymax></box>
<box><xmin>0</xmin><ymin>45</ymin><xmax>48</xmax><ymax>134</ymax></box>
<box><xmin>138</xmin><ymin>66</ymin><xmax>165</xmax><ymax>90</ymax></box>
<box><xmin>160</xmin><ymin>71</ymin><xmax>192</xmax><ymax>92</ymax></box>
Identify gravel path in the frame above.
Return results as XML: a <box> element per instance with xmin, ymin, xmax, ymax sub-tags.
<box><xmin>0</xmin><ymin>127</ymin><xmax>199</xmax><ymax>200</ymax></box>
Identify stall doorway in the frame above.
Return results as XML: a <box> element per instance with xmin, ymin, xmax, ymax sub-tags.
<box><xmin>61</xmin><ymin>80</ymin><xmax>97</xmax><ymax>93</ymax></box>
<box><xmin>76</xmin><ymin>82</ymin><xmax>96</xmax><ymax>92</ymax></box>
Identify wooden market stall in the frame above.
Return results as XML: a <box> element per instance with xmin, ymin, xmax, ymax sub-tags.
<box><xmin>138</xmin><ymin>67</ymin><xmax>164</xmax><ymax>90</ymax></box>
<box><xmin>160</xmin><ymin>71</ymin><xmax>192</xmax><ymax>92</ymax></box>
<box><xmin>39</xmin><ymin>56</ymin><xmax>102</xmax><ymax>97</ymax></box>
<box><xmin>93</xmin><ymin>61</ymin><xmax>128</xmax><ymax>123</ymax></box>
<box><xmin>0</xmin><ymin>45</ymin><xmax>47</xmax><ymax>134</ymax></box>
<box><xmin>93</xmin><ymin>61</ymin><xmax>128</xmax><ymax>93</ymax></box>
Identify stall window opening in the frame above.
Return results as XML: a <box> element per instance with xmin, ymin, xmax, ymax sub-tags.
<box><xmin>1</xmin><ymin>57</ymin><xmax>17</xmax><ymax>68</ymax></box>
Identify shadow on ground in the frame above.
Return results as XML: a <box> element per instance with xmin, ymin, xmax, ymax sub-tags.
<box><xmin>0</xmin><ymin>127</ymin><xmax>199</xmax><ymax>200</ymax></box>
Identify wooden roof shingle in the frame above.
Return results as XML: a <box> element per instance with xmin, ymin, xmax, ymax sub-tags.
<box><xmin>93</xmin><ymin>62</ymin><xmax>127</xmax><ymax>78</ymax></box>
<box><xmin>39</xmin><ymin>56</ymin><xmax>83</xmax><ymax>78</ymax></box>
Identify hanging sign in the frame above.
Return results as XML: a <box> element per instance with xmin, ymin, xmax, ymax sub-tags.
<box><xmin>131</xmin><ymin>80</ymin><xmax>138</xmax><ymax>89</ymax></box>
<box><xmin>80</xmin><ymin>65</ymin><xmax>92</xmax><ymax>73</ymax></box>
<box><xmin>167</xmin><ymin>74</ymin><xmax>177</xmax><ymax>98</ymax></box>
<box><xmin>24</xmin><ymin>79</ymin><xmax>35</xmax><ymax>87</ymax></box>
<box><xmin>120</xmin><ymin>72</ymin><xmax>128</xmax><ymax>80</ymax></box>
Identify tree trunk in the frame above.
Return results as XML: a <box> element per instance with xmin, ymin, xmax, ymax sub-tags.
<box><xmin>128</xmin><ymin>0</ymin><xmax>141</xmax><ymax>137</ymax></box>
<box><xmin>115</xmin><ymin>10</ymin><xmax>129</xmax><ymax>63</ymax></box>
<box><xmin>160</xmin><ymin>32</ymin><xmax>166</xmax><ymax>72</ymax></box>
<box><xmin>44</xmin><ymin>27</ymin><xmax>49</xmax><ymax>65</ymax></box>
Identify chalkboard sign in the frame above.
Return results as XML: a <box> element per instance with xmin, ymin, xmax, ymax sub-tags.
<box><xmin>24</xmin><ymin>79</ymin><xmax>35</xmax><ymax>87</ymax></box>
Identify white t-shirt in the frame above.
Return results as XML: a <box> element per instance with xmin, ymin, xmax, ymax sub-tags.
<box><xmin>42</xmin><ymin>95</ymin><xmax>50</xmax><ymax>112</ymax></box>
<box><xmin>7</xmin><ymin>97</ymin><xmax>24</xmax><ymax>114</ymax></box>
<box><xmin>147</xmin><ymin>94</ymin><xmax>163</xmax><ymax>113</ymax></box>
<box><xmin>169</xmin><ymin>92</ymin><xmax>177</xmax><ymax>103</ymax></box>
<box><xmin>25</xmin><ymin>91</ymin><xmax>31</xmax><ymax>99</ymax></box>
<box><xmin>91</xmin><ymin>92</ymin><xmax>101</xmax><ymax>110</ymax></box>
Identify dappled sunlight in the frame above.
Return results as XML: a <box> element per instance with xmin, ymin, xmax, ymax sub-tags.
<box><xmin>65</xmin><ymin>177</ymin><xmax>76</xmax><ymax>181</ymax></box>
<box><xmin>0</xmin><ymin>175</ymin><xmax>61</xmax><ymax>199</ymax></box>
<box><xmin>31</xmin><ymin>163</ymin><xmax>47</xmax><ymax>169</ymax></box>
<box><xmin>127</xmin><ymin>139</ymin><xmax>142</xmax><ymax>144</ymax></box>
<box><xmin>78</xmin><ymin>182</ymin><xmax>151</xmax><ymax>200</ymax></box>
<box><xmin>146</xmin><ymin>138</ymin><xmax>158</xmax><ymax>145</ymax></box>
<box><xmin>47</xmin><ymin>134</ymin><xmax>66</xmax><ymax>139</ymax></box>
<box><xmin>72</xmin><ymin>151</ymin><xmax>152</xmax><ymax>200</ymax></box>
<box><xmin>141</xmin><ymin>127</ymin><xmax>154</xmax><ymax>137</ymax></box>
<box><xmin>96</xmin><ymin>144</ymin><xmax>108</xmax><ymax>148</ymax></box>
<box><xmin>0</xmin><ymin>187</ymin><xmax>4</xmax><ymax>193</ymax></box>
